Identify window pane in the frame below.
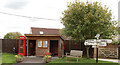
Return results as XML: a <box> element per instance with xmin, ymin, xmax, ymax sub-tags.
<box><xmin>43</xmin><ymin>41</ymin><xmax>47</xmax><ymax>47</ymax></box>
<box><xmin>38</xmin><ymin>41</ymin><xmax>42</xmax><ymax>47</ymax></box>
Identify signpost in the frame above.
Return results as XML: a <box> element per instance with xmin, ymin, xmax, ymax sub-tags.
<box><xmin>84</xmin><ymin>34</ymin><xmax>112</xmax><ymax>63</ymax></box>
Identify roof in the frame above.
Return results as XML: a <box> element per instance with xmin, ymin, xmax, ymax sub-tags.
<box><xmin>25</xmin><ymin>27</ymin><xmax>71</xmax><ymax>40</ymax></box>
<box><xmin>31</xmin><ymin>27</ymin><xmax>60</xmax><ymax>35</ymax></box>
<box><xmin>61</xmin><ymin>35</ymin><xmax>72</xmax><ymax>40</ymax></box>
<box><xmin>25</xmin><ymin>34</ymin><xmax>60</xmax><ymax>37</ymax></box>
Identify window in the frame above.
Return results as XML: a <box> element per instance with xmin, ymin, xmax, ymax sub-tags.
<box><xmin>38</xmin><ymin>40</ymin><xmax>48</xmax><ymax>48</ymax></box>
<box><xmin>38</xmin><ymin>41</ymin><xmax>42</xmax><ymax>47</ymax></box>
<box><xmin>40</xmin><ymin>31</ymin><xmax>43</xmax><ymax>34</ymax></box>
<box><xmin>43</xmin><ymin>41</ymin><xmax>47</xmax><ymax>47</ymax></box>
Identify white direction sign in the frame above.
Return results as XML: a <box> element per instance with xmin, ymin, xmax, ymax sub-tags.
<box><xmin>98</xmin><ymin>42</ymin><xmax>107</xmax><ymax>46</ymax></box>
<box><xmin>92</xmin><ymin>42</ymin><xmax>107</xmax><ymax>48</ymax></box>
<box><xmin>99</xmin><ymin>39</ymin><xmax>112</xmax><ymax>43</ymax></box>
<box><xmin>84</xmin><ymin>39</ymin><xmax>97</xmax><ymax>45</ymax></box>
<box><xmin>84</xmin><ymin>39</ymin><xmax>112</xmax><ymax>46</ymax></box>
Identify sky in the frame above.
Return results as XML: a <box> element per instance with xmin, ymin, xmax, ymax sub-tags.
<box><xmin>0</xmin><ymin>0</ymin><xmax>119</xmax><ymax>38</ymax></box>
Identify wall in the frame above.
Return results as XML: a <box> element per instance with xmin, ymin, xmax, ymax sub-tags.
<box><xmin>27</xmin><ymin>36</ymin><xmax>61</xmax><ymax>57</ymax></box>
<box><xmin>59</xmin><ymin>38</ymin><xmax>64</xmax><ymax>57</ymax></box>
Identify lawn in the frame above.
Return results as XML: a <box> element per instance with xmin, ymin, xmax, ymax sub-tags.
<box><xmin>46</xmin><ymin>57</ymin><xmax>119</xmax><ymax>65</ymax></box>
<box><xmin>49</xmin><ymin>57</ymin><xmax>114</xmax><ymax>63</ymax></box>
<box><xmin>2</xmin><ymin>53</ymin><xmax>16</xmax><ymax>63</ymax></box>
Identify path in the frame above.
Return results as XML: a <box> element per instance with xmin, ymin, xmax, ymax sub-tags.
<box><xmin>95</xmin><ymin>58</ymin><xmax>120</xmax><ymax>63</ymax></box>
<box><xmin>21</xmin><ymin>56</ymin><xmax>44</xmax><ymax>63</ymax></box>
<box><xmin>13</xmin><ymin>56</ymin><xmax>59</xmax><ymax>65</ymax></box>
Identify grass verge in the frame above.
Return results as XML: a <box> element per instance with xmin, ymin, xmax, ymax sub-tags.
<box><xmin>49</xmin><ymin>57</ymin><xmax>114</xmax><ymax>63</ymax></box>
<box><xmin>2</xmin><ymin>53</ymin><xmax>16</xmax><ymax>63</ymax></box>
<box><xmin>46</xmin><ymin>57</ymin><xmax>120</xmax><ymax>65</ymax></box>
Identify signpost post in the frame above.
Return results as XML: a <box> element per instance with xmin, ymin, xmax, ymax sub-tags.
<box><xmin>95</xmin><ymin>34</ymin><xmax>100</xmax><ymax>63</ymax></box>
<box><xmin>84</xmin><ymin>34</ymin><xmax>112</xmax><ymax>63</ymax></box>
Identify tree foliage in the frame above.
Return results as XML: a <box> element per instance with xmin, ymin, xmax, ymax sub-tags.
<box><xmin>61</xmin><ymin>1</ymin><xmax>118</xmax><ymax>58</ymax></box>
<box><xmin>61</xmin><ymin>1</ymin><xmax>117</xmax><ymax>42</ymax></box>
<box><xmin>4</xmin><ymin>32</ymin><xmax>22</xmax><ymax>39</ymax></box>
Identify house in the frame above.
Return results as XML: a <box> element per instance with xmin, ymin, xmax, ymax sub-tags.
<box><xmin>24</xmin><ymin>27</ymin><xmax>94</xmax><ymax>58</ymax></box>
<box><xmin>25</xmin><ymin>27</ymin><xmax>64</xmax><ymax>57</ymax></box>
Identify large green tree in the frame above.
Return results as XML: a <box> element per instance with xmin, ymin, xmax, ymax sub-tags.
<box><xmin>61</xmin><ymin>1</ymin><xmax>117</xmax><ymax>58</ymax></box>
<box><xmin>4</xmin><ymin>32</ymin><xmax>22</xmax><ymax>39</ymax></box>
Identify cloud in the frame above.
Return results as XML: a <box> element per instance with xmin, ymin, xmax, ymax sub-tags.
<box><xmin>8</xmin><ymin>26</ymin><xmax>22</xmax><ymax>29</ymax></box>
<box><xmin>4</xmin><ymin>0</ymin><xmax>29</xmax><ymax>10</ymax></box>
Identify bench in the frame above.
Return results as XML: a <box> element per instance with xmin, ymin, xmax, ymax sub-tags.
<box><xmin>66</xmin><ymin>50</ymin><xmax>83</xmax><ymax>62</ymax></box>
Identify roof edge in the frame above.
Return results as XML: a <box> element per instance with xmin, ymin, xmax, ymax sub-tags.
<box><xmin>25</xmin><ymin>34</ymin><xmax>60</xmax><ymax>37</ymax></box>
<box><xmin>31</xmin><ymin>27</ymin><xmax>60</xmax><ymax>30</ymax></box>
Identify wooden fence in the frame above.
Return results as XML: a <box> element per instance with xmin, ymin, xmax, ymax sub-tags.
<box><xmin>94</xmin><ymin>44</ymin><xmax>119</xmax><ymax>59</ymax></box>
<box><xmin>2</xmin><ymin>39</ymin><xmax>18</xmax><ymax>53</ymax></box>
<box><xmin>99</xmin><ymin>48</ymin><xmax>118</xmax><ymax>58</ymax></box>
<box><xmin>64</xmin><ymin>40</ymin><xmax>94</xmax><ymax>58</ymax></box>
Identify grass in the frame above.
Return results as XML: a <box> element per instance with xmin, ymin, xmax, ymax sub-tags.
<box><xmin>1</xmin><ymin>53</ymin><xmax>119</xmax><ymax>65</ymax></box>
<box><xmin>46</xmin><ymin>57</ymin><xmax>120</xmax><ymax>65</ymax></box>
<box><xmin>49</xmin><ymin>57</ymin><xmax>115</xmax><ymax>63</ymax></box>
<box><xmin>2</xmin><ymin>53</ymin><xmax>16</xmax><ymax>63</ymax></box>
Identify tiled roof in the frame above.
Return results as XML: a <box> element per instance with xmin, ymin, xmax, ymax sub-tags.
<box><xmin>31</xmin><ymin>27</ymin><xmax>60</xmax><ymax>35</ymax></box>
<box><xmin>61</xmin><ymin>35</ymin><xmax>72</xmax><ymax>40</ymax></box>
<box><xmin>29</xmin><ymin>27</ymin><xmax>71</xmax><ymax>40</ymax></box>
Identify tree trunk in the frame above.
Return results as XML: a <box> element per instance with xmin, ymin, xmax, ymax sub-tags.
<box><xmin>86</xmin><ymin>46</ymin><xmax>90</xmax><ymax>59</ymax></box>
<box><xmin>69</xmin><ymin>40</ymin><xmax>71</xmax><ymax>52</ymax></box>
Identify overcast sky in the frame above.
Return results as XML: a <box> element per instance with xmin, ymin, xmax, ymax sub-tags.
<box><xmin>0</xmin><ymin>0</ymin><xmax>119</xmax><ymax>38</ymax></box>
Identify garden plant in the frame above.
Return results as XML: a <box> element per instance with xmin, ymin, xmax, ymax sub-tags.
<box><xmin>43</xmin><ymin>53</ymin><xmax>52</xmax><ymax>63</ymax></box>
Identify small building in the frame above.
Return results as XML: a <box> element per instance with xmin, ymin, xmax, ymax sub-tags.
<box><xmin>25</xmin><ymin>27</ymin><xmax>64</xmax><ymax>57</ymax></box>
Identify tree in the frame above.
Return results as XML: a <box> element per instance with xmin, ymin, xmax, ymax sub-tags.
<box><xmin>4</xmin><ymin>32</ymin><xmax>22</xmax><ymax>39</ymax></box>
<box><xmin>61</xmin><ymin>1</ymin><xmax>117</xmax><ymax>58</ymax></box>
